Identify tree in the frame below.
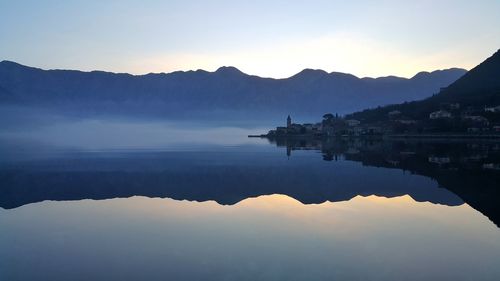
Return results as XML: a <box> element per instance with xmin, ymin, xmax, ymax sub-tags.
<box><xmin>322</xmin><ymin>113</ymin><xmax>334</xmax><ymax>127</ymax></box>
<box><xmin>323</xmin><ymin>113</ymin><xmax>334</xmax><ymax>121</ymax></box>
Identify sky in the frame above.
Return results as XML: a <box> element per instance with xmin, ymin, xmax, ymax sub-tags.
<box><xmin>1</xmin><ymin>0</ymin><xmax>499</xmax><ymax>78</ymax></box>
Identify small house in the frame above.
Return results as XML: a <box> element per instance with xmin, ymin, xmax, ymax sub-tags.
<box><xmin>345</xmin><ymin>119</ymin><xmax>361</xmax><ymax>127</ymax></box>
<box><xmin>429</xmin><ymin>110</ymin><xmax>452</xmax><ymax>119</ymax></box>
<box><xmin>485</xmin><ymin>105</ymin><xmax>500</xmax><ymax>113</ymax></box>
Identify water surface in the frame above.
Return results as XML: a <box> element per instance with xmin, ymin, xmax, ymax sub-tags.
<box><xmin>1</xmin><ymin>133</ymin><xmax>500</xmax><ymax>281</ymax></box>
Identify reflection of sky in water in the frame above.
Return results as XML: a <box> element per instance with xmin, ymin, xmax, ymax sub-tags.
<box><xmin>0</xmin><ymin>118</ymin><xmax>271</xmax><ymax>150</ymax></box>
<box><xmin>1</xmin><ymin>115</ymin><xmax>499</xmax><ymax>280</ymax></box>
<box><xmin>1</xmin><ymin>195</ymin><xmax>499</xmax><ymax>281</ymax></box>
<box><xmin>0</xmin><ymin>118</ymin><xmax>272</xmax><ymax>163</ymax></box>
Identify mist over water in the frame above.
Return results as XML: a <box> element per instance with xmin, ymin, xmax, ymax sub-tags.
<box><xmin>2</xmin><ymin>105</ymin><xmax>500</xmax><ymax>281</ymax></box>
<box><xmin>0</xmin><ymin>106</ymin><xmax>271</xmax><ymax>151</ymax></box>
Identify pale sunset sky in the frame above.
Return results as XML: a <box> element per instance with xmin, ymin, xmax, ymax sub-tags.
<box><xmin>1</xmin><ymin>0</ymin><xmax>499</xmax><ymax>78</ymax></box>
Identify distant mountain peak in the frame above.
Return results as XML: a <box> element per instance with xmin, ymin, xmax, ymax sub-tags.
<box><xmin>298</xmin><ymin>68</ymin><xmax>328</xmax><ymax>75</ymax></box>
<box><xmin>289</xmin><ymin>68</ymin><xmax>329</xmax><ymax>80</ymax></box>
<box><xmin>0</xmin><ymin>60</ymin><xmax>24</xmax><ymax>67</ymax></box>
<box><xmin>215</xmin><ymin>66</ymin><xmax>245</xmax><ymax>75</ymax></box>
<box><xmin>411</xmin><ymin>68</ymin><xmax>467</xmax><ymax>80</ymax></box>
<box><xmin>328</xmin><ymin>71</ymin><xmax>359</xmax><ymax>80</ymax></box>
<box><xmin>411</xmin><ymin>71</ymin><xmax>431</xmax><ymax>78</ymax></box>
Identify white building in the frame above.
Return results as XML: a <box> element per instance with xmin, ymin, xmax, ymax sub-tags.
<box><xmin>463</xmin><ymin>115</ymin><xmax>489</xmax><ymax>125</ymax></box>
<box><xmin>429</xmin><ymin>110</ymin><xmax>452</xmax><ymax>119</ymax></box>
<box><xmin>485</xmin><ymin>105</ymin><xmax>500</xmax><ymax>113</ymax></box>
<box><xmin>397</xmin><ymin>120</ymin><xmax>417</xmax><ymax>125</ymax></box>
<box><xmin>428</xmin><ymin>156</ymin><xmax>451</xmax><ymax>164</ymax></box>
<box><xmin>345</xmin><ymin>119</ymin><xmax>361</xmax><ymax>127</ymax></box>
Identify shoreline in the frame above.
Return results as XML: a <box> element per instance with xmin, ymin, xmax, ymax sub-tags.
<box><xmin>386</xmin><ymin>134</ymin><xmax>500</xmax><ymax>139</ymax></box>
<box><xmin>249</xmin><ymin>134</ymin><xmax>500</xmax><ymax>140</ymax></box>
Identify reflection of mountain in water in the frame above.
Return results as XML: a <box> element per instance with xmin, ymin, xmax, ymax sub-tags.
<box><xmin>269</xmin><ymin>137</ymin><xmax>500</xmax><ymax>226</ymax></box>
<box><xmin>0</xmin><ymin>139</ymin><xmax>499</xmax><ymax>226</ymax></box>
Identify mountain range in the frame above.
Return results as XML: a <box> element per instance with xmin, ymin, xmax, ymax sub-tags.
<box><xmin>0</xmin><ymin>60</ymin><xmax>466</xmax><ymax>120</ymax></box>
<box><xmin>348</xmin><ymin>49</ymin><xmax>500</xmax><ymax>122</ymax></box>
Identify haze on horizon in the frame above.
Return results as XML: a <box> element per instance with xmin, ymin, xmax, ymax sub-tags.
<box><xmin>1</xmin><ymin>0</ymin><xmax>499</xmax><ymax>79</ymax></box>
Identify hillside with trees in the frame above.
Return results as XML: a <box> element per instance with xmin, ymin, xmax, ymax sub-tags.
<box><xmin>346</xmin><ymin>49</ymin><xmax>500</xmax><ymax>132</ymax></box>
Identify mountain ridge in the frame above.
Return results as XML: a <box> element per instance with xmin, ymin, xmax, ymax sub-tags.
<box><xmin>0</xmin><ymin>60</ymin><xmax>467</xmax><ymax>118</ymax></box>
<box><xmin>0</xmin><ymin>59</ymin><xmax>465</xmax><ymax>81</ymax></box>
<box><xmin>347</xmin><ymin>49</ymin><xmax>500</xmax><ymax>122</ymax></box>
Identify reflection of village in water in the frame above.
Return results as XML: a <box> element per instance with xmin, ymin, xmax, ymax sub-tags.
<box><xmin>269</xmin><ymin>136</ymin><xmax>500</xmax><ymax>170</ymax></box>
<box><xmin>265</xmin><ymin>136</ymin><xmax>500</xmax><ymax>226</ymax></box>
<box><xmin>2</xmin><ymin>136</ymin><xmax>499</xmax><ymax>227</ymax></box>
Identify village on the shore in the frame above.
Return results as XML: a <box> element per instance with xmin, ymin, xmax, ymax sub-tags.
<box><xmin>254</xmin><ymin>104</ymin><xmax>500</xmax><ymax>138</ymax></box>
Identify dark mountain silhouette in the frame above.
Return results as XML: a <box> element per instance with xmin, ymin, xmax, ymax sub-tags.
<box><xmin>0</xmin><ymin>60</ymin><xmax>465</xmax><ymax>118</ymax></box>
<box><xmin>2</xmin><ymin>139</ymin><xmax>499</xmax><ymax>226</ymax></box>
<box><xmin>0</xmin><ymin>142</ymin><xmax>464</xmax><ymax>210</ymax></box>
<box><xmin>348</xmin><ymin>49</ymin><xmax>500</xmax><ymax>121</ymax></box>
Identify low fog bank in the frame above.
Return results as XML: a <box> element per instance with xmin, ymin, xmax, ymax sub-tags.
<box><xmin>0</xmin><ymin>102</ymin><xmax>321</xmax><ymax>127</ymax></box>
<box><xmin>0</xmin><ymin>105</ymin><xmax>275</xmax><ymax>152</ymax></box>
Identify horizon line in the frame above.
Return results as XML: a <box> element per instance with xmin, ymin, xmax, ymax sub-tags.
<box><xmin>0</xmin><ymin>59</ymin><xmax>468</xmax><ymax>80</ymax></box>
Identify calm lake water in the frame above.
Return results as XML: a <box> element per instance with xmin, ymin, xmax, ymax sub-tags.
<box><xmin>1</xmin><ymin>130</ymin><xmax>500</xmax><ymax>280</ymax></box>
